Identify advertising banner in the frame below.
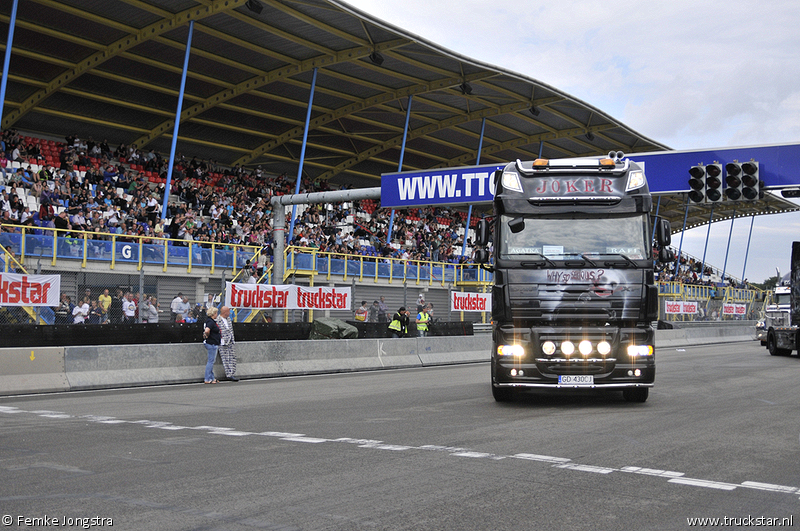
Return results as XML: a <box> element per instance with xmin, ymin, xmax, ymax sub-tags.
<box><xmin>380</xmin><ymin>163</ymin><xmax>505</xmax><ymax>208</ymax></box>
<box><xmin>225</xmin><ymin>283</ymin><xmax>351</xmax><ymax>311</ymax></box>
<box><xmin>451</xmin><ymin>291</ymin><xmax>492</xmax><ymax>312</ymax></box>
<box><xmin>0</xmin><ymin>273</ymin><xmax>60</xmax><ymax>306</ymax></box>
<box><xmin>722</xmin><ymin>303</ymin><xmax>747</xmax><ymax>316</ymax></box>
<box><xmin>664</xmin><ymin>300</ymin><xmax>699</xmax><ymax>315</ymax></box>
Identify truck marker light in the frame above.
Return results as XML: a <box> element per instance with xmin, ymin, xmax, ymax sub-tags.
<box><xmin>501</xmin><ymin>171</ymin><xmax>523</xmax><ymax>192</ymax></box>
<box><xmin>542</xmin><ymin>341</ymin><xmax>556</xmax><ymax>355</ymax></box>
<box><xmin>626</xmin><ymin>170</ymin><xmax>645</xmax><ymax>192</ymax></box>
<box><xmin>597</xmin><ymin>341</ymin><xmax>611</xmax><ymax>356</ymax></box>
<box><xmin>634</xmin><ymin>369</ymin><xmax>642</xmax><ymax>377</ymax></box>
<box><xmin>599</xmin><ymin>158</ymin><xmax>615</xmax><ymax>167</ymax></box>
<box><xmin>627</xmin><ymin>345</ymin><xmax>654</xmax><ymax>357</ymax></box>
<box><xmin>561</xmin><ymin>341</ymin><xmax>575</xmax><ymax>356</ymax></box>
<box><xmin>510</xmin><ymin>369</ymin><xmax>517</xmax><ymax>376</ymax></box>
<box><xmin>498</xmin><ymin>344</ymin><xmax>524</xmax><ymax>357</ymax></box>
<box><xmin>579</xmin><ymin>340</ymin><xmax>593</xmax><ymax>356</ymax></box>
<box><xmin>533</xmin><ymin>158</ymin><xmax>549</xmax><ymax>166</ymax></box>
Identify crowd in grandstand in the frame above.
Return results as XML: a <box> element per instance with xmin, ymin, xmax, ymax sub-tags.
<box><xmin>0</xmin><ymin>128</ymin><xmax>481</xmax><ymax>266</ymax></box>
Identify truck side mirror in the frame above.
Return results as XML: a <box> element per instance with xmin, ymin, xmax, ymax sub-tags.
<box><xmin>476</xmin><ymin>219</ymin><xmax>490</xmax><ymax>247</ymax></box>
<box><xmin>659</xmin><ymin>247</ymin><xmax>674</xmax><ymax>263</ymax></box>
<box><xmin>474</xmin><ymin>248</ymin><xmax>490</xmax><ymax>264</ymax></box>
<box><xmin>656</xmin><ymin>219</ymin><xmax>671</xmax><ymax>246</ymax></box>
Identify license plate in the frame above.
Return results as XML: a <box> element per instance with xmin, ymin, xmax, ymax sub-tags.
<box><xmin>558</xmin><ymin>375</ymin><xmax>594</xmax><ymax>386</ymax></box>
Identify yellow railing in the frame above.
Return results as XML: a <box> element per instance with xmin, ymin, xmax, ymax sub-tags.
<box><xmin>282</xmin><ymin>245</ymin><xmax>492</xmax><ymax>287</ymax></box>
<box><xmin>0</xmin><ymin>224</ymin><xmax>259</xmax><ymax>274</ymax></box>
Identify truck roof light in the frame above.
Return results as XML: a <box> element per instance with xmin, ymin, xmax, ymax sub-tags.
<box><xmin>599</xmin><ymin>158</ymin><xmax>616</xmax><ymax>167</ymax></box>
<box><xmin>532</xmin><ymin>159</ymin><xmax>549</xmax><ymax>167</ymax></box>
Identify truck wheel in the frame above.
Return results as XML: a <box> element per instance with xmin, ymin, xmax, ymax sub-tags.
<box><xmin>623</xmin><ymin>388</ymin><xmax>649</xmax><ymax>403</ymax></box>
<box><xmin>492</xmin><ymin>385</ymin><xmax>515</xmax><ymax>402</ymax></box>
<box><xmin>768</xmin><ymin>333</ymin><xmax>791</xmax><ymax>356</ymax></box>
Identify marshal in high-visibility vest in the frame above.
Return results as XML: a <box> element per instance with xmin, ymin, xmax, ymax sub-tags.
<box><xmin>416</xmin><ymin>306</ymin><xmax>431</xmax><ymax>337</ymax></box>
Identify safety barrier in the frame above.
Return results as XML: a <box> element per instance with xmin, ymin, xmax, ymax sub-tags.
<box><xmin>0</xmin><ymin>325</ymin><xmax>758</xmax><ymax>396</ymax></box>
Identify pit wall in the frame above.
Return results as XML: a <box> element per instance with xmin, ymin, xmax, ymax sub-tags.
<box><xmin>0</xmin><ymin>325</ymin><xmax>757</xmax><ymax>395</ymax></box>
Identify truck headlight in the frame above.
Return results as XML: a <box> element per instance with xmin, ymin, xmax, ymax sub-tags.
<box><xmin>497</xmin><ymin>344</ymin><xmax>524</xmax><ymax>357</ymax></box>
<box><xmin>625</xmin><ymin>170</ymin><xmax>645</xmax><ymax>192</ymax></box>
<box><xmin>501</xmin><ymin>171</ymin><xmax>523</xmax><ymax>193</ymax></box>
<box><xmin>597</xmin><ymin>341</ymin><xmax>611</xmax><ymax>356</ymax></box>
<box><xmin>561</xmin><ymin>341</ymin><xmax>575</xmax><ymax>356</ymax></box>
<box><xmin>542</xmin><ymin>341</ymin><xmax>556</xmax><ymax>355</ymax></box>
<box><xmin>627</xmin><ymin>345</ymin><xmax>654</xmax><ymax>357</ymax></box>
<box><xmin>579</xmin><ymin>340</ymin><xmax>593</xmax><ymax>356</ymax></box>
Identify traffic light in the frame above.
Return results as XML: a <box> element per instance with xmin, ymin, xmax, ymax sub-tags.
<box><xmin>705</xmin><ymin>163</ymin><xmax>723</xmax><ymax>203</ymax></box>
<box><xmin>725</xmin><ymin>162</ymin><xmax>743</xmax><ymax>200</ymax></box>
<box><xmin>688</xmin><ymin>165</ymin><xmax>706</xmax><ymax>203</ymax></box>
<box><xmin>741</xmin><ymin>161</ymin><xmax>759</xmax><ymax>200</ymax></box>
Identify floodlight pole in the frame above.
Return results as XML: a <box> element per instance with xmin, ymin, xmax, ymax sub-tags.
<box><xmin>461</xmin><ymin>117</ymin><xmax>486</xmax><ymax>258</ymax></box>
<box><xmin>672</xmin><ymin>196</ymin><xmax>690</xmax><ymax>281</ymax></box>
<box><xmin>387</xmin><ymin>95</ymin><xmax>413</xmax><ymax>252</ymax></box>
<box><xmin>722</xmin><ymin>209</ymin><xmax>736</xmax><ymax>283</ymax></box>
<box><xmin>288</xmin><ymin>67</ymin><xmax>318</xmax><ymax>243</ymax></box>
<box><xmin>161</xmin><ymin>20</ymin><xmax>194</xmax><ymax>220</ymax></box>
<box><xmin>0</xmin><ymin>0</ymin><xmax>18</xmax><ymax>127</ymax></box>
<box><xmin>741</xmin><ymin>215</ymin><xmax>755</xmax><ymax>285</ymax></box>
<box><xmin>700</xmin><ymin>205</ymin><xmax>714</xmax><ymax>280</ymax></box>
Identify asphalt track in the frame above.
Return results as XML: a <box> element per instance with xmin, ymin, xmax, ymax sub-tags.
<box><xmin>1</xmin><ymin>340</ymin><xmax>798</xmax><ymax>531</ymax></box>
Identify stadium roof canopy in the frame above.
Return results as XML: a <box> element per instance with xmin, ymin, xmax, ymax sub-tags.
<box><xmin>0</xmin><ymin>0</ymin><xmax>670</xmax><ymax>189</ymax></box>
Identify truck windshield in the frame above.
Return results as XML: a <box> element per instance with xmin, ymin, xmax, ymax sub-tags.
<box><xmin>498</xmin><ymin>214</ymin><xmax>650</xmax><ymax>261</ymax></box>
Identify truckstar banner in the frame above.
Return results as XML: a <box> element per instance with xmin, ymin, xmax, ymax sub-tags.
<box><xmin>225</xmin><ymin>283</ymin><xmax>351</xmax><ymax>311</ymax></box>
<box><xmin>722</xmin><ymin>303</ymin><xmax>747</xmax><ymax>316</ymax></box>
<box><xmin>451</xmin><ymin>292</ymin><xmax>491</xmax><ymax>312</ymax></box>
<box><xmin>0</xmin><ymin>273</ymin><xmax>60</xmax><ymax>306</ymax></box>
<box><xmin>664</xmin><ymin>300</ymin><xmax>699</xmax><ymax>315</ymax></box>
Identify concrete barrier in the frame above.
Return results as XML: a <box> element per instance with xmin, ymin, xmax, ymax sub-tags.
<box><xmin>0</xmin><ymin>325</ymin><xmax>757</xmax><ymax>396</ymax></box>
<box><xmin>0</xmin><ymin>347</ymin><xmax>69</xmax><ymax>394</ymax></box>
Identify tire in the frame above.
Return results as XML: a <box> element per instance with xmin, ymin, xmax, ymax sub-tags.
<box><xmin>623</xmin><ymin>387</ymin><xmax>649</xmax><ymax>403</ymax></box>
<box><xmin>768</xmin><ymin>332</ymin><xmax>791</xmax><ymax>356</ymax></box>
<box><xmin>492</xmin><ymin>384</ymin><xmax>515</xmax><ymax>402</ymax></box>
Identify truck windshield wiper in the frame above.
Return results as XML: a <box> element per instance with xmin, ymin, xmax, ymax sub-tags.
<box><xmin>601</xmin><ymin>253</ymin><xmax>637</xmax><ymax>267</ymax></box>
<box><xmin>580</xmin><ymin>254</ymin><xmax>598</xmax><ymax>267</ymax></box>
<box><xmin>519</xmin><ymin>253</ymin><xmax>556</xmax><ymax>267</ymax></box>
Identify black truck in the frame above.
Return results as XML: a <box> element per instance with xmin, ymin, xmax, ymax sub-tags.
<box><xmin>474</xmin><ymin>152</ymin><xmax>672</xmax><ymax>403</ymax></box>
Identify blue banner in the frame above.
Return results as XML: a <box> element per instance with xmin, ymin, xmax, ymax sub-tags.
<box><xmin>380</xmin><ymin>163</ymin><xmax>505</xmax><ymax>208</ymax></box>
<box><xmin>630</xmin><ymin>142</ymin><xmax>800</xmax><ymax>193</ymax></box>
<box><xmin>380</xmin><ymin>143</ymin><xmax>800</xmax><ymax>207</ymax></box>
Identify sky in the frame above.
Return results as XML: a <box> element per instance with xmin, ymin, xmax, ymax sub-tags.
<box><xmin>343</xmin><ymin>0</ymin><xmax>800</xmax><ymax>283</ymax></box>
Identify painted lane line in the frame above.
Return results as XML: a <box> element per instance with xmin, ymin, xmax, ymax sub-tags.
<box><xmin>740</xmin><ymin>481</ymin><xmax>798</xmax><ymax>493</ymax></box>
<box><xmin>620</xmin><ymin>466</ymin><xmax>685</xmax><ymax>478</ymax></box>
<box><xmin>513</xmin><ymin>453</ymin><xmax>572</xmax><ymax>464</ymax></box>
<box><xmin>282</xmin><ymin>437</ymin><xmax>329</xmax><ymax>444</ymax></box>
<box><xmin>4</xmin><ymin>406</ymin><xmax>800</xmax><ymax>501</ymax></box>
<box><xmin>556</xmin><ymin>463</ymin><xmax>616</xmax><ymax>474</ymax></box>
<box><xmin>668</xmin><ymin>478</ymin><xmax>738</xmax><ymax>491</ymax></box>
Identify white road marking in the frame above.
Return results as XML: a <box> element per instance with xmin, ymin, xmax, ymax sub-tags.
<box><xmin>668</xmin><ymin>478</ymin><xmax>738</xmax><ymax>490</ymax></box>
<box><xmin>2</xmin><ymin>406</ymin><xmax>797</xmax><ymax>500</ymax></box>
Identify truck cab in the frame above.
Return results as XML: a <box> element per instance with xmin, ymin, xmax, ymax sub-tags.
<box><xmin>475</xmin><ymin>153</ymin><xmax>672</xmax><ymax>403</ymax></box>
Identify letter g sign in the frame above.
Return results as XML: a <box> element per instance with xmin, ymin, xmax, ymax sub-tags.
<box><xmin>122</xmin><ymin>245</ymin><xmax>132</xmax><ymax>259</ymax></box>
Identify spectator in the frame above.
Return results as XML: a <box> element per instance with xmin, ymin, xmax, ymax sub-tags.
<box><xmin>355</xmin><ymin>300</ymin><xmax>368</xmax><ymax>322</ymax></box>
<box><xmin>72</xmin><ymin>297</ymin><xmax>90</xmax><ymax>324</ymax></box>
<box><xmin>377</xmin><ymin>296</ymin><xmax>388</xmax><ymax>323</ymax></box>
<box><xmin>123</xmin><ymin>292</ymin><xmax>137</xmax><ymax>324</ymax></box>
<box><xmin>368</xmin><ymin>300</ymin><xmax>380</xmax><ymax>323</ymax></box>
<box><xmin>170</xmin><ymin>292</ymin><xmax>183</xmax><ymax>322</ymax></box>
